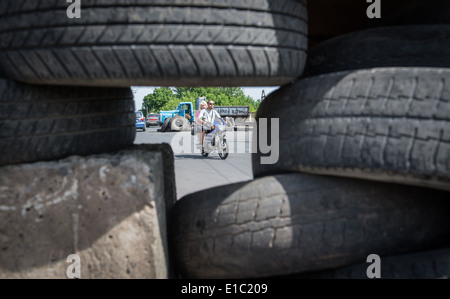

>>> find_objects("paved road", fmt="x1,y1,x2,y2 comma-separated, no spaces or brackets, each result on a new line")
134,126,254,200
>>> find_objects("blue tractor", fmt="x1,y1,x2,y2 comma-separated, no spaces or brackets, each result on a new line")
157,102,195,132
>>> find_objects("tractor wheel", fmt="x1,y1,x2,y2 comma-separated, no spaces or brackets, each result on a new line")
171,116,188,131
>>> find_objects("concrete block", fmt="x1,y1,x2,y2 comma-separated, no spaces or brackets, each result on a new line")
0,144,173,278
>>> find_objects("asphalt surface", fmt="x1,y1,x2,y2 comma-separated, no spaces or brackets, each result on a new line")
134,126,254,200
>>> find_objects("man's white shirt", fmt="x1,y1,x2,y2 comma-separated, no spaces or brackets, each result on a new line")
198,108,221,124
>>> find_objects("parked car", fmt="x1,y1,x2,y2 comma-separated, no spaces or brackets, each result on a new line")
146,113,160,127
135,111,146,131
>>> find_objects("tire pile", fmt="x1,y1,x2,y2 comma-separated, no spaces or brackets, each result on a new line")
0,1,449,279
170,1,450,279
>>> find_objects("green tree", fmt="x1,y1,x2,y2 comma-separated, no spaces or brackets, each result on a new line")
142,87,175,114
160,97,182,111
141,87,261,113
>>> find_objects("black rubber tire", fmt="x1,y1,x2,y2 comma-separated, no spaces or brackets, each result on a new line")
0,77,135,166
291,247,450,279
157,118,171,132
252,68,450,192
304,25,450,77
0,0,307,87
170,116,188,132
170,173,450,279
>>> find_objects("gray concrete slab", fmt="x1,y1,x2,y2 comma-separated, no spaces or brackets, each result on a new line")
0,145,171,278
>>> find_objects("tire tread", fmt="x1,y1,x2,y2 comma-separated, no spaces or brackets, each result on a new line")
0,78,136,166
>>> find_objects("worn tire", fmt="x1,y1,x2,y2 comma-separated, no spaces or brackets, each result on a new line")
252,68,450,191
0,0,307,87
0,78,135,166
157,118,170,132
304,25,450,77
171,173,450,279
170,116,188,132
292,247,450,279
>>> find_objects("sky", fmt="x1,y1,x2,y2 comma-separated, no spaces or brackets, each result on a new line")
131,86,280,111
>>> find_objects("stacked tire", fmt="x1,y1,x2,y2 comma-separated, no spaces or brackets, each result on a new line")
171,173,450,279
170,8,450,279
0,0,307,87
0,78,136,166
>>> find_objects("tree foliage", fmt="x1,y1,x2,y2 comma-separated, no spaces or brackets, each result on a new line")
142,87,175,113
141,87,261,115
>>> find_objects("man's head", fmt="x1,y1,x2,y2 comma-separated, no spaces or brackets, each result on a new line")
207,100,214,110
